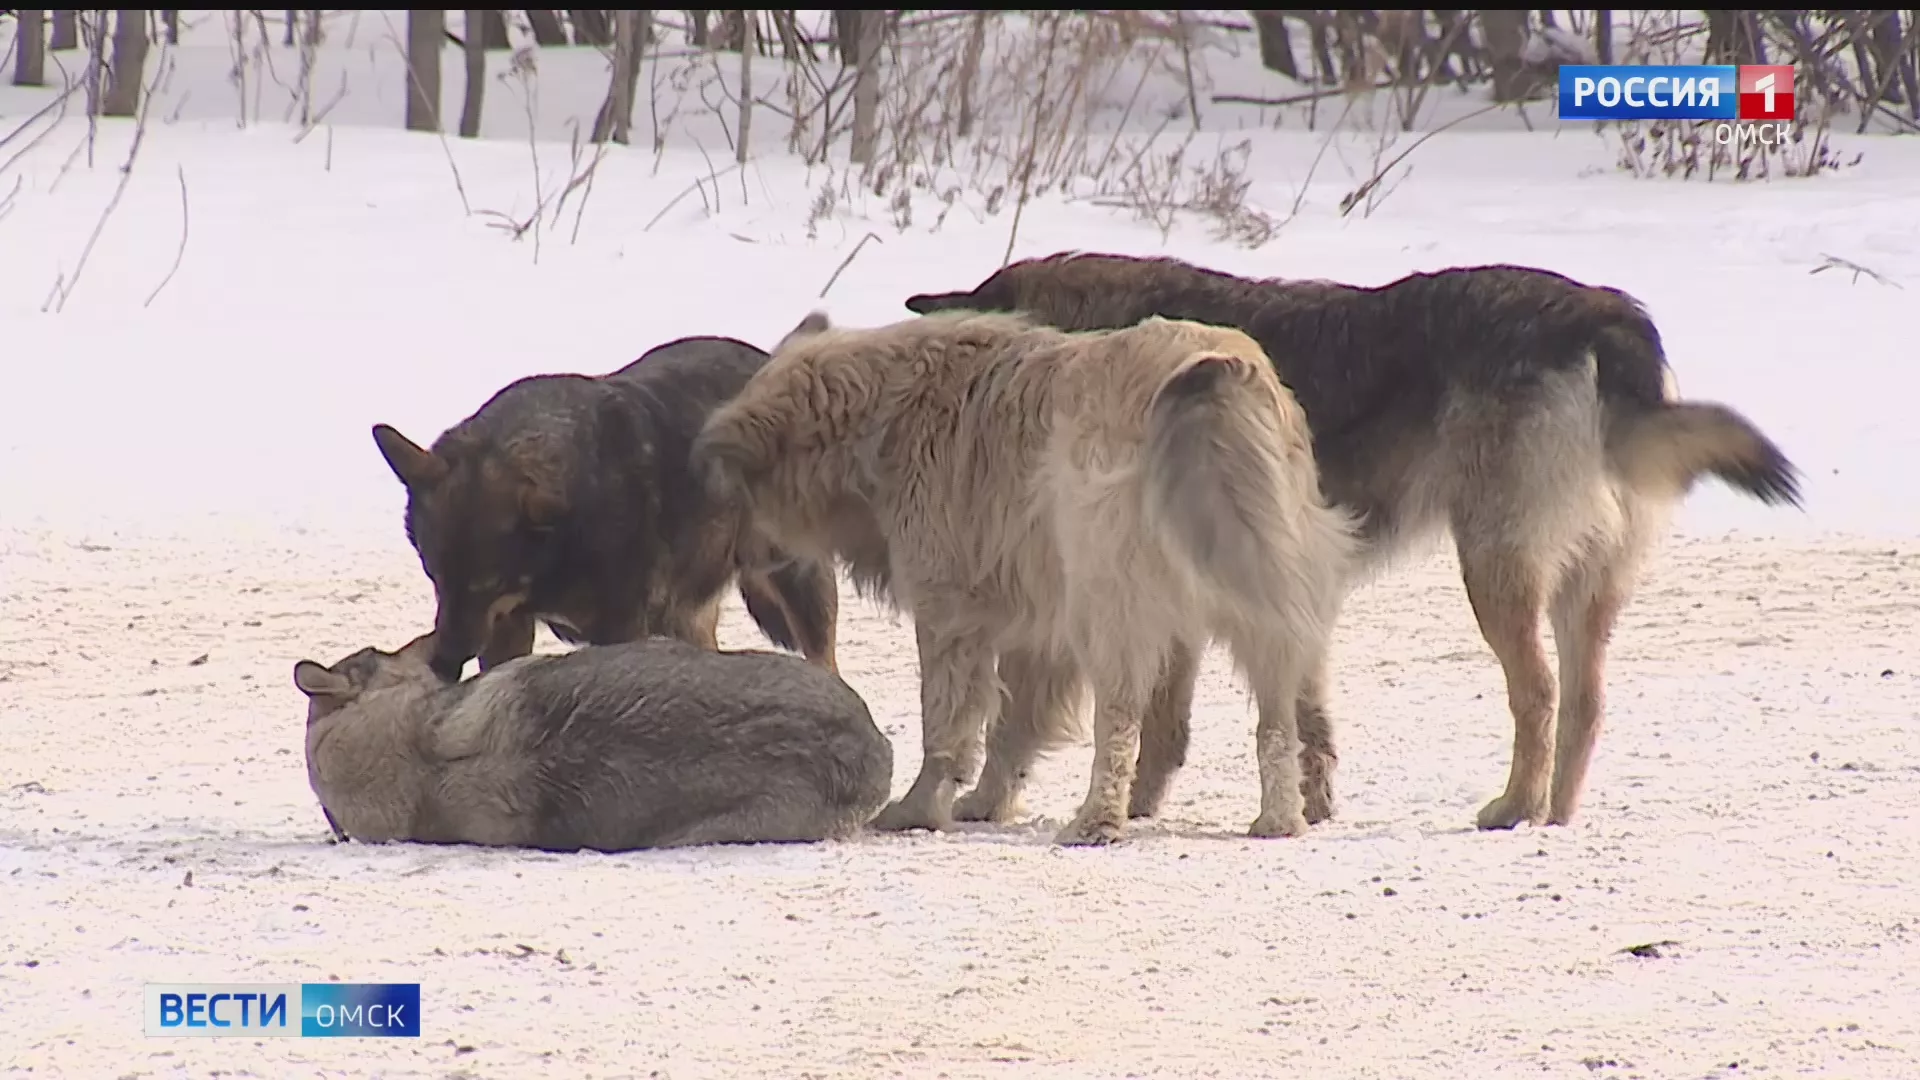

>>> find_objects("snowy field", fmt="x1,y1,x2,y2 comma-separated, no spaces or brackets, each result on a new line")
3,11,1918,1079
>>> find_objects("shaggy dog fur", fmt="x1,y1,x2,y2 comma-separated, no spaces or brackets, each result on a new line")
690,309,1356,845
294,632,892,851
904,251,1803,831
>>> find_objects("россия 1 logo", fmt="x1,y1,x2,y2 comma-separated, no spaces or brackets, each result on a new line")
1557,64,1795,147
1557,64,1795,121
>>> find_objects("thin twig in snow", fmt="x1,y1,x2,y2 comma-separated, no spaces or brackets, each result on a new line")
143,166,191,308
379,12,473,216
1810,253,1903,288
46,43,173,313
1339,101,1507,218
642,163,744,231
819,232,883,298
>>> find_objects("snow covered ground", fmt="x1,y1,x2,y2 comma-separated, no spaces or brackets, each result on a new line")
2,11,1917,1079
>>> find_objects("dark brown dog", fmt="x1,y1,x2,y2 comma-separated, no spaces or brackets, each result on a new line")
372,335,840,681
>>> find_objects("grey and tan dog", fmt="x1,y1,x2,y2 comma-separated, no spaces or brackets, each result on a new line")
293,633,892,851
905,251,1803,832
692,309,1355,845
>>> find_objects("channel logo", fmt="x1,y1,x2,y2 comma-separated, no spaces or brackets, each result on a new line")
1558,64,1795,122
144,983,421,1038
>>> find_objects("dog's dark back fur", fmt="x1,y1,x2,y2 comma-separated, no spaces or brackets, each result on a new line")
295,634,893,851
905,252,1800,531
373,336,839,679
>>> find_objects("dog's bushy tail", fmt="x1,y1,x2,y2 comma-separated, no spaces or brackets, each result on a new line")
1609,402,1803,506
1592,310,1803,508
1143,352,1356,637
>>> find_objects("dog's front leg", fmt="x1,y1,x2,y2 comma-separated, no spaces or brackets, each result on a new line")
870,620,999,834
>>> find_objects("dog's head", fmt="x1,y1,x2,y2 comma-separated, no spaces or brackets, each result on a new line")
372,423,568,680
292,631,445,726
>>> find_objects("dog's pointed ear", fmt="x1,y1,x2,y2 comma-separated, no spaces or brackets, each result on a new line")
774,310,831,353
293,660,352,699
392,631,441,669
372,424,449,490
905,291,968,315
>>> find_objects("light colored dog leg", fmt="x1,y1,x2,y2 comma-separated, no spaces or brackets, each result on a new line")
1296,655,1338,825
872,621,998,834
1056,676,1147,846
1129,641,1197,819
1460,552,1557,831
1240,629,1311,839
955,650,1079,824
1546,540,1643,826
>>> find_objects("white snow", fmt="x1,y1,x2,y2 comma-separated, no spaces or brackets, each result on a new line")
2,11,1917,1079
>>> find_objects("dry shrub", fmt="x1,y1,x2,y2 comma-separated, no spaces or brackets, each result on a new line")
778,11,1279,247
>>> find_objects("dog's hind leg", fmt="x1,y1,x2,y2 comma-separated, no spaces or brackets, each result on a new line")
1129,641,1198,819
955,648,1084,823
1226,621,1314,838
1458,541,1558,831
1546,511,1660,825
871,620,1000,834
1056,668,1152,846
1296,653,1339,824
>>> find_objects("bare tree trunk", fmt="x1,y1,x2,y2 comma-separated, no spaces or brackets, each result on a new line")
848,8,883,164
160,9,179,44
1479,9,1536,103
479,10,510,48
100,9,148,117
1307,15,1335,85
1704,10,1765,66
735,8,753,164
82,10,104,114
523,9,567,45
295,8,320,124
1869,10,1910,105
284,9,297,46
13,10,48,86
688,8,710,47
459,9,487,136
592,7,643,143
569,9,612,45
406,10,444,132
769,9,812,60
51,9,78,49
954,9,987,137
1594,8,1611,64
831,9,862,64
1249,11,1300,79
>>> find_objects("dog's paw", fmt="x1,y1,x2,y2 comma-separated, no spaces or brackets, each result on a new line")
953,786,1024,824
1248,811,1308,839
1301,778,1336,826
1054,814,1126,847
1475,791,1548,831
870,796,953,835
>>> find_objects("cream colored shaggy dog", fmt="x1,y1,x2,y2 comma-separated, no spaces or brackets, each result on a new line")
692,309,1357,845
